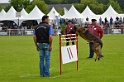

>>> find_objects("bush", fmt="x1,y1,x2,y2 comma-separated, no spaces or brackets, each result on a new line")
60,23,66,34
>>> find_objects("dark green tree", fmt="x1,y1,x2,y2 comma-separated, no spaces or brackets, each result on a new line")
74,4,85,13
5,0,31,12
107,0,122,13
62,0,80,4
44,0,80,4
0,5,2,11
26,0,48,14
56,8,64,15
77,0,106,14
116,0,124,11
97,0,109,4
97,0,124,12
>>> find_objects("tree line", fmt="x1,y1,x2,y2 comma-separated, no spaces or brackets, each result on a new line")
0,0,123,15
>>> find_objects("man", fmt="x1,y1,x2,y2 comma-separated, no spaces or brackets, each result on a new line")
105,17,108,23
85,17,90,25
99,17,102,25
65,20,75,46
33,15,54,77
87,19,104,58
110,17,113,25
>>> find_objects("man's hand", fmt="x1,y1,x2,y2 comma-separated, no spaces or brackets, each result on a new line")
49,45,52,51
33,35,39,51
49,35,53,51
36,45,39,51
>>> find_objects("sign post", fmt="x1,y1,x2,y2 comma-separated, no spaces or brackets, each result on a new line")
59,34,78,75
16,12,21,28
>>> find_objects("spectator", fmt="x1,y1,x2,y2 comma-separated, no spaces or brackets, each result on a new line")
0,26,2,31
105,17,108,23
110,17,113,27
116,17,119,22
123,17,124,23
72,18,77,24
65,19,69,25
99,17,102,25
85,17,90,25
101,21,106,29
33,15,54,77
65,20,75,46
119,17,122,24
87,19,104,58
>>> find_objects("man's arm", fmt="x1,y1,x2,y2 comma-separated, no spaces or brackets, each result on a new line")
33,31,39,51
99,26,104,39
49,27,54,51
49,35,53,51
33,35,37,46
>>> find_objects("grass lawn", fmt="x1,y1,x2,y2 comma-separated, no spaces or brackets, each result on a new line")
0,35,124,82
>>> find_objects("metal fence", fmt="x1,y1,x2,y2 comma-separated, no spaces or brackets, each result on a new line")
0,28,124,36
0,29,34,36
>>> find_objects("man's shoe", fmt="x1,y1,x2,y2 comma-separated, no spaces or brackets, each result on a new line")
40,75,44,77
45,75,50,77
87,57,93,58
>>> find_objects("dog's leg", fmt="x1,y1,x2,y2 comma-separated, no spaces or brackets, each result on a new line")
92,43,100,61
98,45,102,59
94,49,100,61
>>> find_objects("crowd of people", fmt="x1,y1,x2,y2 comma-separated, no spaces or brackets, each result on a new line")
0,16,124,35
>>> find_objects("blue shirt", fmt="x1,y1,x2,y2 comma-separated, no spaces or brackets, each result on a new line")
34,27,54,35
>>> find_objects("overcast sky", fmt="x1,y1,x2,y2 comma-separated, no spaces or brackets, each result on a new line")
0,0,33,3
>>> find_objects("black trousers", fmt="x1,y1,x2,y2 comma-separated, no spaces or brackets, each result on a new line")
66,38,75,46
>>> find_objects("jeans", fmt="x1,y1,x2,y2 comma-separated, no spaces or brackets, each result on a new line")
89,42,94,58
38,43,50,76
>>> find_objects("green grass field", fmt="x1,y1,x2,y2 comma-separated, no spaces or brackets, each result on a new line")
0,35,124,82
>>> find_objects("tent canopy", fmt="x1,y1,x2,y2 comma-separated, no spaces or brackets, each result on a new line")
63,5,83,19
102,5,118,17
21,8,28,17
101,5,119,22
0,9,6,17
21,5,45,20
19,6,45,25
81,6,96,16
0,6,17,21
48,7,61,19
64,7,68,15
81,6,98,22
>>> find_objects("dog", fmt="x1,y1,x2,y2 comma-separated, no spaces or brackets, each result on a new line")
70,25,103,61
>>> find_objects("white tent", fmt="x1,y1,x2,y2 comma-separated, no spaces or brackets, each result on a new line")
0,6,17,21
19,5,45,24
63,5,83,19
0,6,19,25
81,6,96,16
26,5,45,20
21,8,28,17
81,6,98,22
64,7,68,15
102,5,119,21
0,9,6,18
16,8,29,25
102,5,118,16
47,7,60,19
